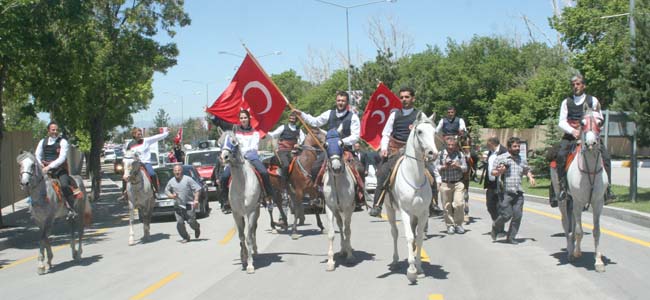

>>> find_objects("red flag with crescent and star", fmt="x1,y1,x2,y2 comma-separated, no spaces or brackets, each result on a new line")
360,83,402,150
206,53,287,134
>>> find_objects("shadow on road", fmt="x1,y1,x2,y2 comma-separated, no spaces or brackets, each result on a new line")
550,251,616,271
376,260,449,281
49,254,104,274
232,251,312,271
317,249,376,269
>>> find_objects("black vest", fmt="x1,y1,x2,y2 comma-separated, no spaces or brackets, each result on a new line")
279,124,299,142
442,117,461,136
391,109,420,142
127,139,143,150
42,137,62,162
566,95,594,121
327,109,352,138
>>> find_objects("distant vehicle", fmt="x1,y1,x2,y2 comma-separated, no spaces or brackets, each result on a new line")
184,148,221,201
152,165,210,218
114,157,124,174
104,149,116,164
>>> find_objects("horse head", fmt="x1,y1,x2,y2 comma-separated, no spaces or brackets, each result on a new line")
220,132,241,165
581,109,602,151
411,112,438,161
122,150,141,183
324,129,344,174
16,151,42,190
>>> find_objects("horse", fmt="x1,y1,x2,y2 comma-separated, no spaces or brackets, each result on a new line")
17,151,91,275
221,132,262,274
556,109,608,272
384,112,438,283
322,129,357,271
122,151,155,246
285,128,325,239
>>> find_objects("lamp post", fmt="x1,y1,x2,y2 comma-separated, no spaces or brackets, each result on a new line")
315,0,396,95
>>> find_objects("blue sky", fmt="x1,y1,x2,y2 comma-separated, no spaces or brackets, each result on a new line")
131,0,567,128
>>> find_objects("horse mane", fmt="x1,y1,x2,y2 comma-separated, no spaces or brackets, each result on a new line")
17,151,36,164
218,130,235,147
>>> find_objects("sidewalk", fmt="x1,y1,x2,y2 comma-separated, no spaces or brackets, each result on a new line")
469,187,650,228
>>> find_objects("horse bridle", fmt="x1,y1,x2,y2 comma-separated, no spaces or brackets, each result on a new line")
19,158,44,188
404,122,430,162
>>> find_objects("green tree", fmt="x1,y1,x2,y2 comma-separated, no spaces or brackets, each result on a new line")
153,108,171,128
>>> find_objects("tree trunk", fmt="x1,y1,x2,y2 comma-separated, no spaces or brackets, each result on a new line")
0,62,8,227
89,116,105,201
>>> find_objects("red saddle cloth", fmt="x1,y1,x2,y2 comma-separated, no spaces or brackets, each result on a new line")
267,164,280,176
227,167,268,195
548,144,582,172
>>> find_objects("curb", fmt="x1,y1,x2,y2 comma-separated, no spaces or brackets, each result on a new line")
612,160,650,168
468,187,650,228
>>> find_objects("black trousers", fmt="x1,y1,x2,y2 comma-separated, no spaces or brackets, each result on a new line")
493,191,524,241
485,187,499,221
277,150,292,185
557,135,611,181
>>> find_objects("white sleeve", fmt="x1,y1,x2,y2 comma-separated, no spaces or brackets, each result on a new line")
487,154,497,182
298,130,306,144
267,126,284,139
301,110,330,127
591,96,604,122
435,119,444,134
34,139,44,166
558,99,574,134
380,111,397,152
459,118,467,131
342,113,361,146
48,138,69,169
144,131,170,148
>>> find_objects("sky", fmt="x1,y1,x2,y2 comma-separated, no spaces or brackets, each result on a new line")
129,0,569,129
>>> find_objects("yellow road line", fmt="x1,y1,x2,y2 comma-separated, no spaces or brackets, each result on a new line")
428,294,444,300
420,247,430,263
130,272,181,300
0,228,108,270
219,227,236,245
469,196,650,248
380,214,401,224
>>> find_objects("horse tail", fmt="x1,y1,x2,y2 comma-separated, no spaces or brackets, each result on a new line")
83,196,92,226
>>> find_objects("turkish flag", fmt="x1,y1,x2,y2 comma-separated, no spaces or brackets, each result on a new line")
206,53,287,134
174,128,183,145
360,83,402,150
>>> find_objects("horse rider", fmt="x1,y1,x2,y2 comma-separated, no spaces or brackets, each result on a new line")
483,136,508,233
164,164,201,243
434,136,468,234
436,105,466,137
292,91,366,202
554,74,615,207
491,137,536,244
369,87,438,217
266,111,305,194
35,121,82,219
126,127,170,192
211,109,281,207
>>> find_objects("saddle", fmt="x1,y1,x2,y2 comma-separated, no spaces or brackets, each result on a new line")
49,179,65,205
548,144,583,172
314,151,366,203
226,167,269,196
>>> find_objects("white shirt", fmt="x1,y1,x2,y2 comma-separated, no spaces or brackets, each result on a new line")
267,123,306,144
235,130,261,158
436,118,466,134
558,94,604,135
487,149,499,182
380,108,415,152
128,131,169,163
35,136,69,169
300,109,360,146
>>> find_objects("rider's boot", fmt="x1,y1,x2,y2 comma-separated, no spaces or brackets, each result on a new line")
558,175,568,202
604,167,617,204
549,185,558,208
65,194,78,220
369,189,383,217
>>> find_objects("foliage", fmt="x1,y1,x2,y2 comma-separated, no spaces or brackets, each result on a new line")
270,69,312,123
154,108,171,128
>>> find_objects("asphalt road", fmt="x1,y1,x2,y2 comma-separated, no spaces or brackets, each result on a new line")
1,165,649,300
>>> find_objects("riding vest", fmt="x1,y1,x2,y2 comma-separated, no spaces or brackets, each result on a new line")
327,109,352,139
566,95,594,123
278,124,299,150
41,137,62,164
391,109,420,142
442,117,461,136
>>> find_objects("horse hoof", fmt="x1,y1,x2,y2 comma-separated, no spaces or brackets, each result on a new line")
595,264,605,273
326,263,335,272
346,256,356,264
246,266,255,274
568,254,575,262
291,234,301,240
406,270,418,283
417,272,426,279
574,251,582,259
37,267,46,275
271,229,278,234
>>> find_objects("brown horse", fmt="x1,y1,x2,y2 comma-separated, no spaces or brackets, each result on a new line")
458,131,479,222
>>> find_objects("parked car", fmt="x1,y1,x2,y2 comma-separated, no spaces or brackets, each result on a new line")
103,149,116,164
185,148,221,201
152,165,210,218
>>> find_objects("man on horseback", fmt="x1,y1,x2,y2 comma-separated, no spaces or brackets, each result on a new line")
266,111,305,195
436,105,466,137
293,91,366,203
368,87,437,217
212,110,281,207
126,127,170,192
35,121,82,219
554,75,615,207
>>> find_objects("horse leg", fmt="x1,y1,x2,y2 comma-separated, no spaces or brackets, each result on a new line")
37,228,47,275
233,213,247,270
335,212,345,257
245,211,256,274
290,190,303,240
343,209,355,263
325,206,336,271
45,229,54,271
387,202,399,269
559,199,574,261
463,186,470,223
251,207,260,255
573,209,584,259
400,210,417,283
69,217,80,261
142,202,152,242
593,202,605,272
415,216,427,278
315,199,325,233
128,200,136,246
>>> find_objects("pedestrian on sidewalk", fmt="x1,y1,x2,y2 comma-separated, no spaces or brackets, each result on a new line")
165,164,201,243
491,137,536,244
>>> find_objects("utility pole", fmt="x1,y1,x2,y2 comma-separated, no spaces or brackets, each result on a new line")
629,0,638,202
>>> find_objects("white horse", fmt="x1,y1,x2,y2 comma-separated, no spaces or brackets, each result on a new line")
221,132,261,274
561,109,607,272
322,130,357,271
384,112,438,283
17,151,92,275
122,152,155,246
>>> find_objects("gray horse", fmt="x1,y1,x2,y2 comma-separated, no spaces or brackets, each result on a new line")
17,151,91,275
122,152,156,246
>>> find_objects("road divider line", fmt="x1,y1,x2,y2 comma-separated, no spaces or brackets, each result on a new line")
469,196,650,248
420,247,430,263
130,272,181,300
220,227,236,245
428,294,444,300
0,228,108,271
380,214,401,224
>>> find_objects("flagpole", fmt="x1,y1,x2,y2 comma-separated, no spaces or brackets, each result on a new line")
242,45,326,152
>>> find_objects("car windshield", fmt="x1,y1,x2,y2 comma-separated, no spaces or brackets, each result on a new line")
186,151,219,166
156,167,194,192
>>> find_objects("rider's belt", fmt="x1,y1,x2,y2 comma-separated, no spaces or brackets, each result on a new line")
278,140,297,150
441,179,461,184
562,133,577,141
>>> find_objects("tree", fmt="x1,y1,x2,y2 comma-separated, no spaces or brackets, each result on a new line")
153,108,171,128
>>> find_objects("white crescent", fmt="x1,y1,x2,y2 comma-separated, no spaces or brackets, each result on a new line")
243,81,273,114
371,110,386,125
377,94,390,108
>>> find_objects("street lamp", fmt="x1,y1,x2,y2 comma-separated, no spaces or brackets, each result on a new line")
164,91,184,126
315,0,396,95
